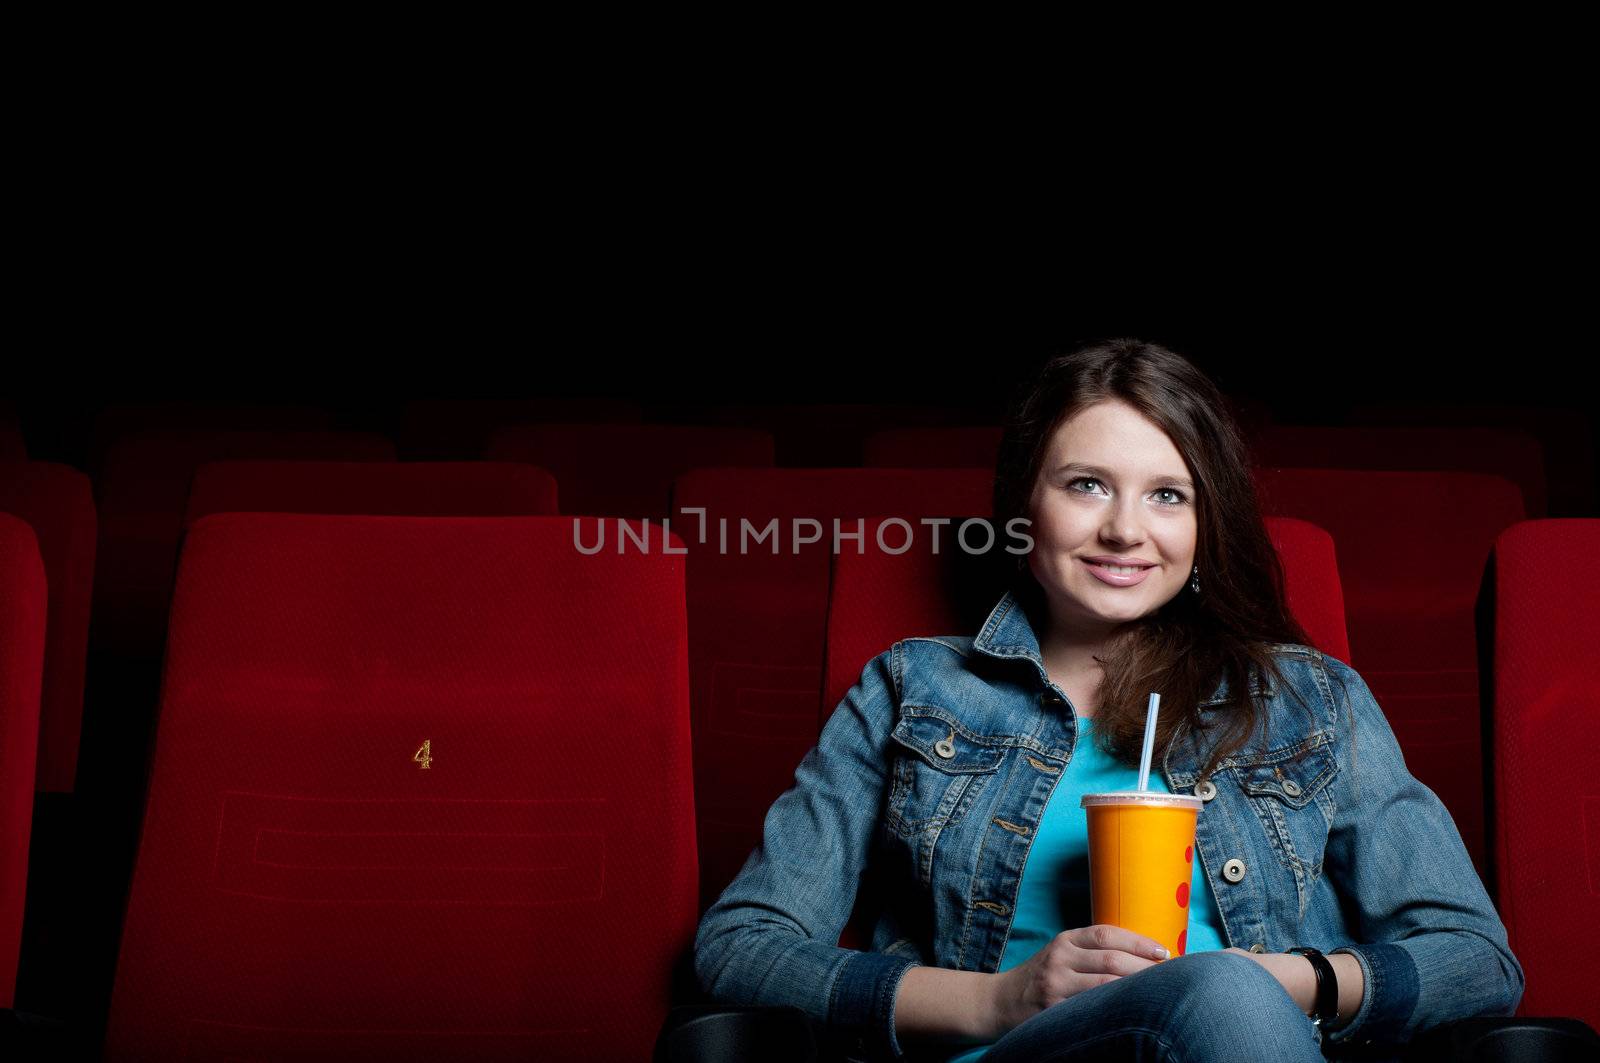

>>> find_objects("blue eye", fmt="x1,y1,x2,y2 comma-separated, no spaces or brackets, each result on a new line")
1067,478,1189,507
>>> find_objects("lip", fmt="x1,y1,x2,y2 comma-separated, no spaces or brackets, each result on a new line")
1081,558,1155,587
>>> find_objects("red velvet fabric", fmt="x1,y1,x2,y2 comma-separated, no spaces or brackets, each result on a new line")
1255,468,1527,879
1489,519,1600,1031
673,468,994,911
184,461,559,527
0,462,96,792
485,424,773,520
104,514,695,1061
92,431,395,659
0,514,46,1006
862,426,1003,469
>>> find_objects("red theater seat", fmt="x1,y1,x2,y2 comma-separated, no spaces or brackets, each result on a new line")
0,515,46,1007
92,431,396,660
104,514,696,1061
0,463,96,793
863,426,1002,469
1349,401,1597,519
1249,424,1549,519
485,425,773,520
1487,519,1600,1032
184,461,559,526
86,404,337,476
1255,468,1526,879
673,468,994,911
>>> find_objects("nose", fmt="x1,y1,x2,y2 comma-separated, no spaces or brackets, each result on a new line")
1101,492,1147,548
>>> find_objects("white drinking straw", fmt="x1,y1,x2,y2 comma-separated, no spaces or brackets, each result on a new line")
1136,692,1161,791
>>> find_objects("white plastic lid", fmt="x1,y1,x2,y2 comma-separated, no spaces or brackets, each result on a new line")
1080,791,1204,810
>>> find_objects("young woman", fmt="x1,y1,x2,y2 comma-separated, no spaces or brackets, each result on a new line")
693,339,1523,1062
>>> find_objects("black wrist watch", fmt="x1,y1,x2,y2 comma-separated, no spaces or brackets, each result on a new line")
1286,946,1340,1029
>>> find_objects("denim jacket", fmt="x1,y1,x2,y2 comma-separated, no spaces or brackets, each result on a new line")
693,590,1525,1061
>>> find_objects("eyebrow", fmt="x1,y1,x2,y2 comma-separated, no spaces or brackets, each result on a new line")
1052,462,1195,491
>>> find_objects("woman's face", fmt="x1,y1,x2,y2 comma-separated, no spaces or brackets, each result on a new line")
1025,398,1200,640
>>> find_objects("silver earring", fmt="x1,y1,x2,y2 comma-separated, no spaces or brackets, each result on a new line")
1189,564,1201,594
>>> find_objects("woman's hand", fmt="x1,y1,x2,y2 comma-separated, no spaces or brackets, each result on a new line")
983,925,1169,1040
1221,947,1316,1015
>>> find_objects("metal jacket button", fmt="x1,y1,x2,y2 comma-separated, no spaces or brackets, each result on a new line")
1249,943,1266,953
1195,780,1217,801
1282,779,1302,797
934,729,956,759
1223,858,1246,882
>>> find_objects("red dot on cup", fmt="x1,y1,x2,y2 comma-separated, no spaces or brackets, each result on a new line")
1175,881,1190,908
1185,845,1192,862
1177,929,1187,956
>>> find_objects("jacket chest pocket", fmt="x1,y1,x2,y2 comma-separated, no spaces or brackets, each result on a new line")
1227,730,1339,883
884,707,1006,838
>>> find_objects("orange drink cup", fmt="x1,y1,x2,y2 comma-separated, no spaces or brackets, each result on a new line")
1080,791,1203,960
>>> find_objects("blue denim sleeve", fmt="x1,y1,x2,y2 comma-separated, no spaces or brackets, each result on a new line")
1317,657,1526,1053
693,645,924,1062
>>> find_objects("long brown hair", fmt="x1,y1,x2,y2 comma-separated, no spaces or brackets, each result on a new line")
993,337,1318,784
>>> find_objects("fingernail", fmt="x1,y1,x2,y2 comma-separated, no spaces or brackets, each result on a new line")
1153,946,1169,960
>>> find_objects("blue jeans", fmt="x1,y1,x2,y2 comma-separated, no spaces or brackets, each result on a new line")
976,951,1343,1063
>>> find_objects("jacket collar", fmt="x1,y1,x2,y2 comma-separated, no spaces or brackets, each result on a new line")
971,589,1274,706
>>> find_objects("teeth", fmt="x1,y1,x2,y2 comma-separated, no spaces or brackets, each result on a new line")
1092,562,1144,574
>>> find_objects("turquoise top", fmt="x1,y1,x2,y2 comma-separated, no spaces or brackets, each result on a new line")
943,716,1228,1062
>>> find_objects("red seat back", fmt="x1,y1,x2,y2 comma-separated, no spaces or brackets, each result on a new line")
105,514,696,1061
1250,424,1548,518
1488,518,1600,1030
486,424,773,519
184,461,559,526
0,462,96,792
93,431,396,659
674,468,994,911
1255,468,1526,879
0,514,46,1006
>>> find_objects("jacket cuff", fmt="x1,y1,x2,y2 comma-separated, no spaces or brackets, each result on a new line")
1323,943,1420,1050
826,950,922,1061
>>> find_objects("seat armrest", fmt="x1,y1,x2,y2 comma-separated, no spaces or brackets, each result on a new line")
1395,1016,1600,1062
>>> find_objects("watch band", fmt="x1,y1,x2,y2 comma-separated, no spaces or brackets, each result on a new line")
1286,946,1340,1028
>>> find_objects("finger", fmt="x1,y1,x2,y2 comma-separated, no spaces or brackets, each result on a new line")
1069,926,1169,961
